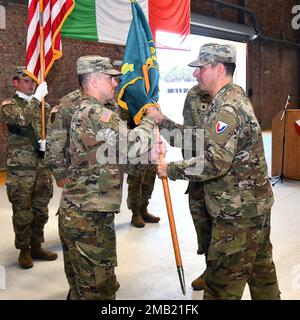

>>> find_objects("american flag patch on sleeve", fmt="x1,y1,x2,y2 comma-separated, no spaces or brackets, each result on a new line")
99,109,113,123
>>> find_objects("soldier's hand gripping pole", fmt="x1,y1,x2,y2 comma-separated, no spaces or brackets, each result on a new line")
156,127,186,296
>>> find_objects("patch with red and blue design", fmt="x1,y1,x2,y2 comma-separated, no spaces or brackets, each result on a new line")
215,121,228,134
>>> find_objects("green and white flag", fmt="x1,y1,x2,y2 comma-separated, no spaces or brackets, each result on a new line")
62,0,148,45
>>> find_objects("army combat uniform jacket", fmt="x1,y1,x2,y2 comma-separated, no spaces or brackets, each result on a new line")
0,93,53,249
1,94,51,169
46,89,83,180
61,95,156,213
46,90,120,182
161,82,274,220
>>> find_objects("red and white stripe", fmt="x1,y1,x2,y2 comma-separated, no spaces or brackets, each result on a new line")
26,0,74,83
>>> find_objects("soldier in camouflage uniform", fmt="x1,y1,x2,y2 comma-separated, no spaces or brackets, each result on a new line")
126,167,159,227
46,89,121,299
0,67,57,269
58,55,156,299
156,44,280,300
46,89,83,188
46,89,83,299
118,107,160,228
182,86,212,290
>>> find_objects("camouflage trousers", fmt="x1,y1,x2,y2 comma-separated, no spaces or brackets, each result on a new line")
127,164,156,212
6,167,53,249
58,208,119,300
188,182,212,256
204,211,280,300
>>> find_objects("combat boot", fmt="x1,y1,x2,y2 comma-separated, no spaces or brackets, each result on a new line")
31,245,58,261
131,212,145,228
191,273,206,291
18,248,33,269
141,210,160,223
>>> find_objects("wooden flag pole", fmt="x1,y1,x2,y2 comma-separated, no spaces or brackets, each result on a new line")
39,0,46,141
155,128,186,296
143,63,186,295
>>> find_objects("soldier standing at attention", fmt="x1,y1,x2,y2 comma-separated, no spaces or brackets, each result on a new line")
0,67,58,269
156,44,280,300
118,107,160,228
59,55,157,300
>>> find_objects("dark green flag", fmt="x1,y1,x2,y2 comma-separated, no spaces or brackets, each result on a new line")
118,0,159,125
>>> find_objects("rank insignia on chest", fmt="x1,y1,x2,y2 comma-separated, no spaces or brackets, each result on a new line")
216,121,228,134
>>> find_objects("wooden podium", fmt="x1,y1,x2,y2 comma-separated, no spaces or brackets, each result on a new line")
272,109,300,180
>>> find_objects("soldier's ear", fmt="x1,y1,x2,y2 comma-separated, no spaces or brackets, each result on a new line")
89,74,100,89
218,63,225,76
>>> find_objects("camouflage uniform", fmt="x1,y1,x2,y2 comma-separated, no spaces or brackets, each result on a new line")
160,44,280,300
182,86,212,256
46,89,83,299
0,94,53,250
59,56,156,300
46,89,83,182
46,90,118,181
118,107,158,227
126,166,156,215
46,89,120,299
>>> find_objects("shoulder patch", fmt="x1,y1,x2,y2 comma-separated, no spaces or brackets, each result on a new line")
99,109,113,123
1,99,12,106
208,110,237,146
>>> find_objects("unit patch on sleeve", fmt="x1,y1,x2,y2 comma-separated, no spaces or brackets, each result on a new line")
208,109,237,146
215,120,228,134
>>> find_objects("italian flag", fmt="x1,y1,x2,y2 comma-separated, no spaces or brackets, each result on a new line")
62,0,190,48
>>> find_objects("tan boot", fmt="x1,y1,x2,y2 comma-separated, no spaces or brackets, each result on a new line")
131,213,145,228
31,246,58,261
142,211,160,223
191,273,206,291
18,248,33,269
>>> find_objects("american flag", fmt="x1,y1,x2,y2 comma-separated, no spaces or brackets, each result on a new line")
26,0,74,83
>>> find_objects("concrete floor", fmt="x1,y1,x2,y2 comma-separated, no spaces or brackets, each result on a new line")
1,132,300,300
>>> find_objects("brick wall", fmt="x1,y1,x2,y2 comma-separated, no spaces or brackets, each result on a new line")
0,0,299,168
